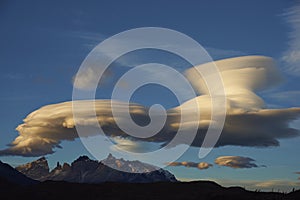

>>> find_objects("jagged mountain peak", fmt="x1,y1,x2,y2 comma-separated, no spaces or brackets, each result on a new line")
37,156,47,161
101,154,159,173
15,157,49,181
62,163,71,170
101,153,124,162
16,155,178,183
73,155,92,163
17,156,48,168
107,153,114,159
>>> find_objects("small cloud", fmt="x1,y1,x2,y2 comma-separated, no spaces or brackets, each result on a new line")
167,161,212,170
72,67,113,90
67,31,106,49
110,137,162,153
295,172,300,180
3,73,25,80
215,156,262,169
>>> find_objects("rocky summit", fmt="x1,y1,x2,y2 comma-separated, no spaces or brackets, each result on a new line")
16,157,49,180
15,154,177,183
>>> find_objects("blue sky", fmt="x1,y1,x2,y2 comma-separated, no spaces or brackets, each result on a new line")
1,0,300,191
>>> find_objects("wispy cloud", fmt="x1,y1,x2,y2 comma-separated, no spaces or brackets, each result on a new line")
281,3,300,75
205,47,246,60
67,31,106,49
266,90,300,106
71,30,246,57
2,73,25,80
71,30,247,92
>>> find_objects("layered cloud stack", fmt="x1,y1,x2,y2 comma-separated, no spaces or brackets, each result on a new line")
0,56,300,156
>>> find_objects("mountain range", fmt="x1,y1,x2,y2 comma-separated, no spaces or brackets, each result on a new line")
0,156,300,199
15,154,177,183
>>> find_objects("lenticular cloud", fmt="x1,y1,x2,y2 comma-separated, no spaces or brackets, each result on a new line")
215,156,259,169
1,56,300,157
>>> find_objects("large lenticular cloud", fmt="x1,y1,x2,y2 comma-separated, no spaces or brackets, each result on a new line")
169,56,300,147
1,56,300,157
184,55,282,111
0,100,152,156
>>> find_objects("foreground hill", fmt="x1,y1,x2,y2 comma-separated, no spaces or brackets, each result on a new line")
0,156,297,199
1,179,299,200
1,159,300,200
0,160,37,185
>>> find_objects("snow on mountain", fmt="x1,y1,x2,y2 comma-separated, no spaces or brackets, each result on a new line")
16,154,177,183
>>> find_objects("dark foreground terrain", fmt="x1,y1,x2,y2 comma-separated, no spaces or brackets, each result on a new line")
1,158,299,200
1,178,299,200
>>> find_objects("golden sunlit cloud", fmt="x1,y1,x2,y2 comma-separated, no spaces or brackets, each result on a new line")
214,156,261,169
167,161,212,170
1,56,300,157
